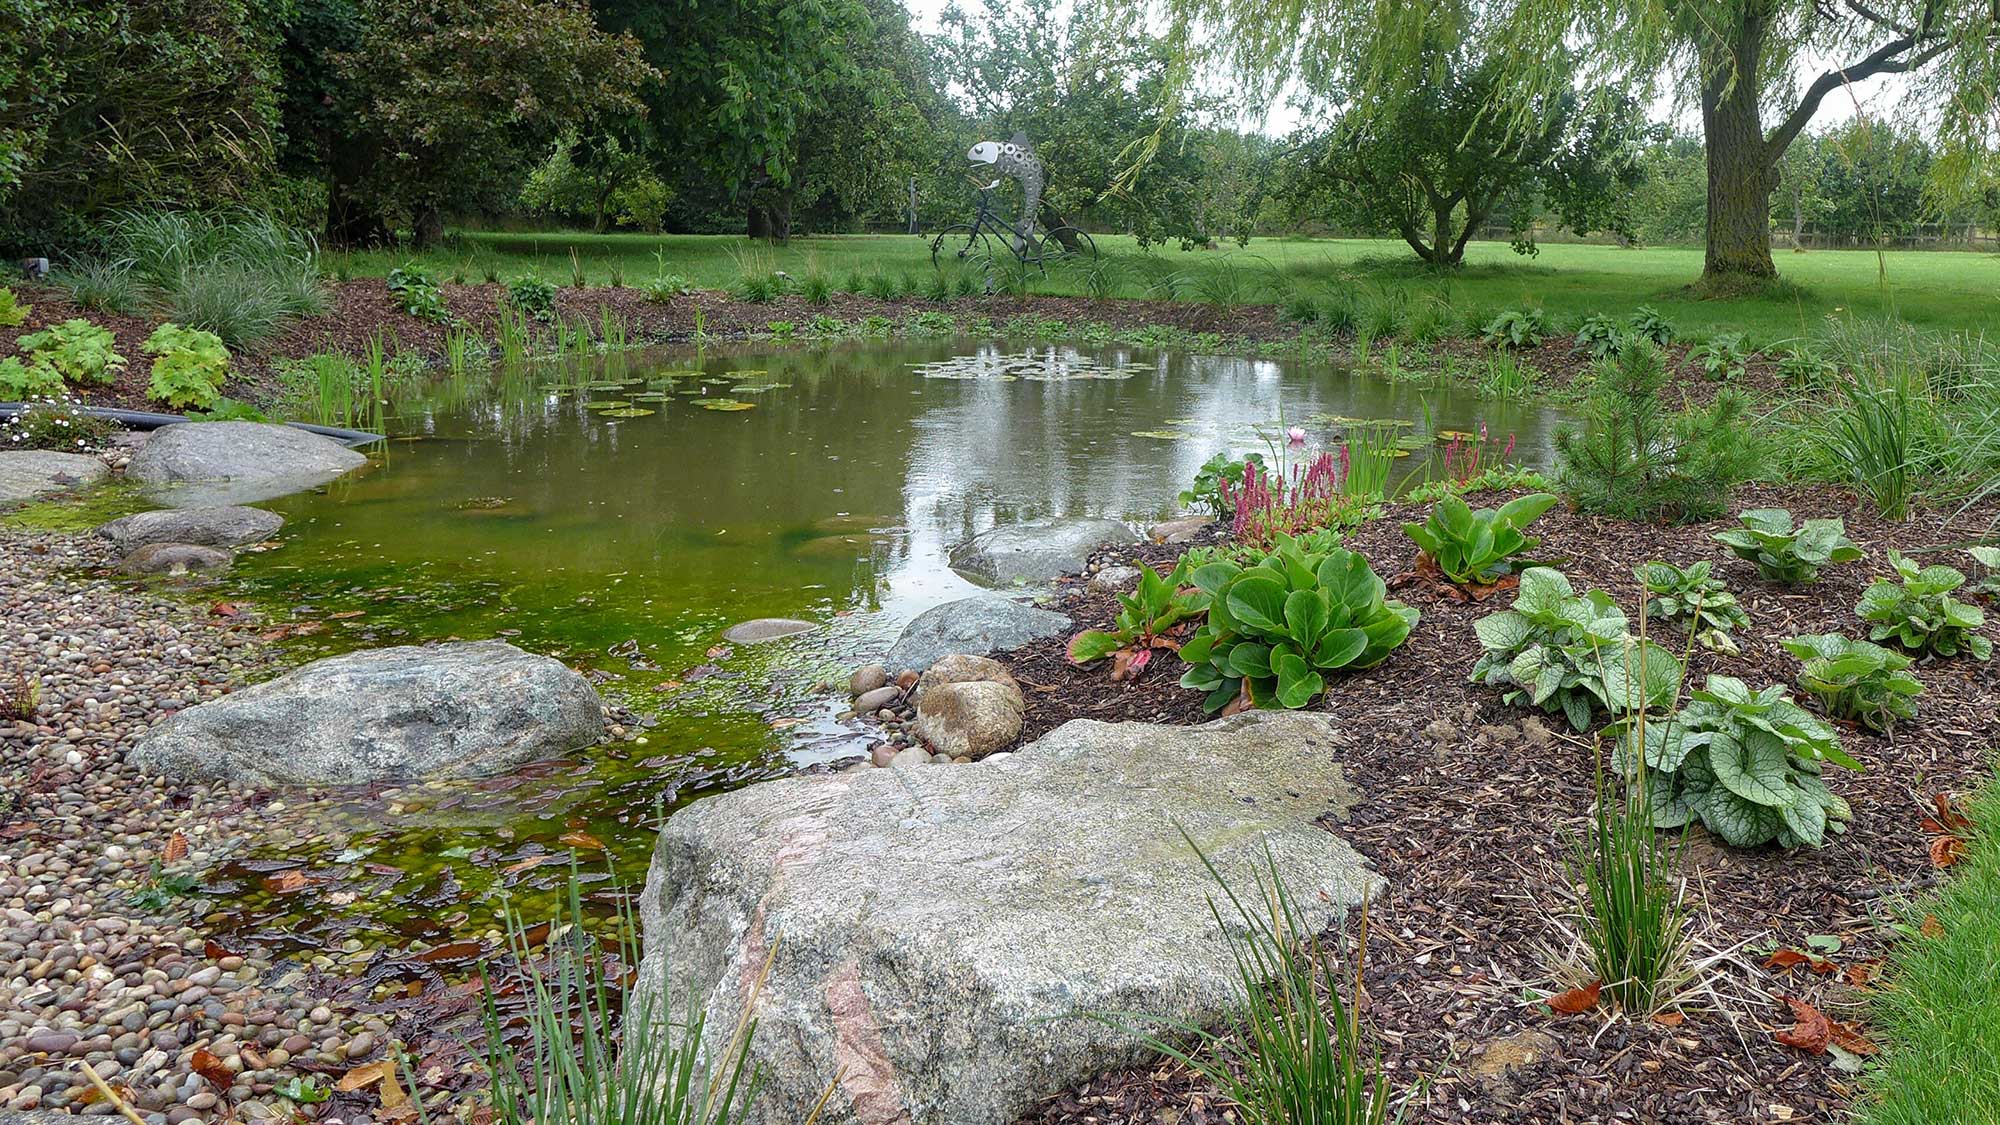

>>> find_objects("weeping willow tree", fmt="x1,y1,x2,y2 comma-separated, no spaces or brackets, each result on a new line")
1153,0,1998,285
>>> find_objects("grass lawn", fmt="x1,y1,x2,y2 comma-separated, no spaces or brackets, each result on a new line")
328,231,2000,344
1856,771,2000,1125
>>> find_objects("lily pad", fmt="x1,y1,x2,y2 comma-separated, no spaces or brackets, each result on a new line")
596,407,657,418
584,400,633,410
698,399,755,411
731,383,790,393
630,392,673,401
1131,429,1194,440
1437,429,1480,441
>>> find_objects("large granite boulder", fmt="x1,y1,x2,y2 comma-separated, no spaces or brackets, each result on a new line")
636,711,1380,1125
129,640,602,786
947,517,1138,586
884,596,1069,675
126,421,367,506
0,451,109,505
97,505,283,551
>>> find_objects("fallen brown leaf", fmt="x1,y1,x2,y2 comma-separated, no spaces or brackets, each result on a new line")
190,1048,233,1087
1773,996,1832,1054
162,830,189,865
1765,948,1839,975
262,870,311,894
1546,980,1602,1014
558,829,604,850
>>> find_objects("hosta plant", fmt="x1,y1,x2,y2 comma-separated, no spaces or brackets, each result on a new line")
1617,676,1860,849
18,319,124,385
1178,533,1418,713
1628,306,1675,346
1482,307,1548,349
1636,560,1750,653
142,324,229,409
1069,561,1210,680
1780,633,1923,733
1855,551,1991,660
1690,333,1749,382
1469,567,1683,731
1572,313,1625,360
1712,509,1861,584
386,266,451,323
1401,492,1558,586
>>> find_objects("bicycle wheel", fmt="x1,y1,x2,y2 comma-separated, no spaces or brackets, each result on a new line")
931,224,1001,270
1041,227,1098,264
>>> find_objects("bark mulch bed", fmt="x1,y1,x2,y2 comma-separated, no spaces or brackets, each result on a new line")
4,278,1774,415
1009,483,1999,1125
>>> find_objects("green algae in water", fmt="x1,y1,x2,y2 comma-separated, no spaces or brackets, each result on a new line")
2,479,149,531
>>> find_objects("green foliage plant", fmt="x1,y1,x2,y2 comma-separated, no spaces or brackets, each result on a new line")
1573,313,1625,359
1616,675,1859,849
18,319,125,385
386,266,452,323
1469,567,1683,731
142,323,229,408
1481,307,1548,349
1178,533,1419,713
1400,492,1558,585
1780,633,1923,733
1712,508,1862,584
1068,561,1211,677
1555,341,1759,523
1820,368,1917,519
1690,332,1749,381
473,877,768,1125
0,286,28,327
0,395,115,451
1855,550,1991,660
507,275,559,321
1627,306,1675,346
1180,451,1267,517
1571,743,1689,1015
0,357,66,400
1110,838,1392,1125
1635,560,1750,653
1968,546,2000,599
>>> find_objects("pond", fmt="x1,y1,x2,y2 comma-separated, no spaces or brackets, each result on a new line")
208,337,1568,950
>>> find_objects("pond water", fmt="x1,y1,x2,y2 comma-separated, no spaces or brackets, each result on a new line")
208,338,1568,950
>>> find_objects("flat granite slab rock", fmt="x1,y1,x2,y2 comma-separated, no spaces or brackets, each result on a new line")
126,421,367,506
637,710,1381,1125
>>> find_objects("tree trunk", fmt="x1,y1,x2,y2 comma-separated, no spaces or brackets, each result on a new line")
1699,18,1778,282
747,204,772,240
413,205,444,248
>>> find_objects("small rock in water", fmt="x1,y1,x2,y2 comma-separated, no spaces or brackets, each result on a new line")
853,685,901,713
848,663,889,697
913,679,1024,761
117,542,233,577
722,618,817,644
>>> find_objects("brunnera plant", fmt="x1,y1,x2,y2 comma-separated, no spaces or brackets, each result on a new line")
1635,559,1750,654
1780,632,1924,733
1855,550,1992,661
1469,567,1682,731
1712,508,1862,585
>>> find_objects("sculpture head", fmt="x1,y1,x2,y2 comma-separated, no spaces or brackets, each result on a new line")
966,141,1002,167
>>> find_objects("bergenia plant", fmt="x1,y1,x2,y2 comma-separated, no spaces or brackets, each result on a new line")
1068,562,1210,680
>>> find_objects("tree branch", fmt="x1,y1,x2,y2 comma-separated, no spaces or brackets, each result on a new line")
1766,2,1947,161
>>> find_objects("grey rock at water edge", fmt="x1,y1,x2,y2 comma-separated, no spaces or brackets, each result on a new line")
125,421,367,506
883,596,1070,674
0,450,109,505
1148,515,1212,544
852,685,902,713
1088,565,1141,593
915,653,1017,694
117,542,233,576
912,678,1023,759
848,663,890,697
129,640,603,785
635,711,1380,1125
97,504,284,550
947,517,1138,586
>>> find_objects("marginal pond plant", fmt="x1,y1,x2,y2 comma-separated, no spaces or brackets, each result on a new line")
1615,675,1859,849
1469,568,1682,731
1219,452,1377,550
1712,508,1862,584
1635,560,1750,654
1571,742,1689,1016
1110,840,1391,1125
1855,551,1992,660
1400,492,1557,586
1068,561,1210,680
1780,633,1924,733
1180,451,1267,517
1178,533,1418,713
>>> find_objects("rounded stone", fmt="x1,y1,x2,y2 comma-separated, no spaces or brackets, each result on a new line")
117,543,233,577
721,618,817,645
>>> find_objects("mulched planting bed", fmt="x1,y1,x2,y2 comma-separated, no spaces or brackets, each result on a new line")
1011,483,2000,1124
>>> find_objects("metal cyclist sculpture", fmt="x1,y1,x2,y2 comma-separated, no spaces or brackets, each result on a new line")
931,132,1097,272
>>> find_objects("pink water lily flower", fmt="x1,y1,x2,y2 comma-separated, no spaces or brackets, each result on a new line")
1287,425,1306,447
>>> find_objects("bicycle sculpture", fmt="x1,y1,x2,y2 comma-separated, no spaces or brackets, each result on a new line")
931,132,1097,272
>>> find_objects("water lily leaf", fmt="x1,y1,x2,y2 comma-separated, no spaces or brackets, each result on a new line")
596,407,656,418
1130,430,1193,440
699,399,755,411
583,400,632,410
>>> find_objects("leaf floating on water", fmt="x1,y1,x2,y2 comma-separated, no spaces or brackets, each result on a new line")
911,350,1139,382
583,400,633,411
1130,430,1193,440
629,392,672,401
1436,429,1479,441
732,383,789,393
596,408,656,418
698,399,755,411
559,829,604,850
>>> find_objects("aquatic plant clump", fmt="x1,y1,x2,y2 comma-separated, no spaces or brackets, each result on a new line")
910,351,1141,382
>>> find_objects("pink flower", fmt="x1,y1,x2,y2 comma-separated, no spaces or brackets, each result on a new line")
1287,426,1306,448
